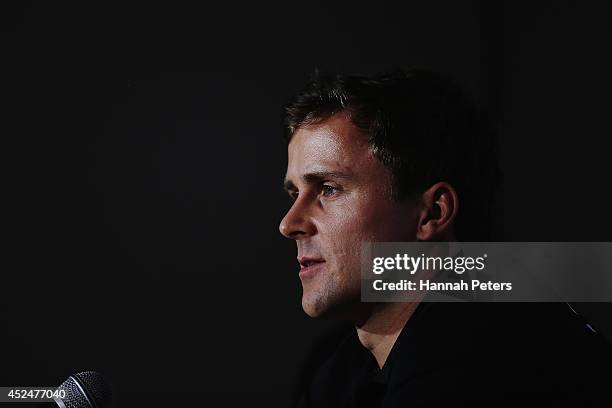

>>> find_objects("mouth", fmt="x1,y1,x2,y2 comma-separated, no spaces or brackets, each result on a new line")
298,257,326,279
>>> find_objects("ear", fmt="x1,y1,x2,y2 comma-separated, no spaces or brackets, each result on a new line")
416,182,459,241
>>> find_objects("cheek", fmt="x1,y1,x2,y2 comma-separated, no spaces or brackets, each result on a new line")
329,196,415,243
319,199,384,256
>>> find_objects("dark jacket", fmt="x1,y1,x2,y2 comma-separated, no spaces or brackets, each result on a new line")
296,302,611,407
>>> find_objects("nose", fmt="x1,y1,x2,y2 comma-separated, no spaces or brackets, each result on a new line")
279,198,317,240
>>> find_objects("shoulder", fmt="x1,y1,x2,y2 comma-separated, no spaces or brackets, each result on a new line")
385,302,611,406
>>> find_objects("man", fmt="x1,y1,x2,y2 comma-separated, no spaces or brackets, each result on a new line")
279,70,610,406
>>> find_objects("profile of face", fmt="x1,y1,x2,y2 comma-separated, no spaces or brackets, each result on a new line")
279,113,421,319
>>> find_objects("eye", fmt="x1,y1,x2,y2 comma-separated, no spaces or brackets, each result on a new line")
288,190,298,201
321,184,339,197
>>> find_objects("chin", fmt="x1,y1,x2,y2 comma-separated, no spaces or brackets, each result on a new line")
301,297,326,318
301,294,360,321
301,292,338,318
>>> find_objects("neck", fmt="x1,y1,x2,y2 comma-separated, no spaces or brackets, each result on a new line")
355,302,420,368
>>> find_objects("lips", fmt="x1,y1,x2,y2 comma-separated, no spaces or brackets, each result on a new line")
298,256,326,279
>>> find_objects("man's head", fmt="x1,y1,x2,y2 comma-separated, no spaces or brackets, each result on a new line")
279,70,499,319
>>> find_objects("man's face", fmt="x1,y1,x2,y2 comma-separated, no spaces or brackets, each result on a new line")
280,113,420,319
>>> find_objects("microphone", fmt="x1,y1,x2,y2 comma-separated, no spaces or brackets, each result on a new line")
53,371,112,408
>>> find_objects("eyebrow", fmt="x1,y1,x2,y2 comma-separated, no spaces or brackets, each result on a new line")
283,170,352,192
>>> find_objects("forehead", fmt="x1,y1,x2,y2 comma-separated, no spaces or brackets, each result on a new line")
286,114,375,177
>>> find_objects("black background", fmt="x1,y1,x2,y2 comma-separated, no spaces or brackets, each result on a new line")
2,1,612,407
